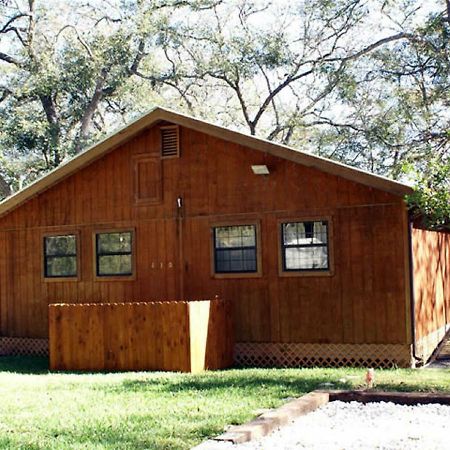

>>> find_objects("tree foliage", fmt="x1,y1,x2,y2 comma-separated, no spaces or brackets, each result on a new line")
407,161,450,228
0,0,214,188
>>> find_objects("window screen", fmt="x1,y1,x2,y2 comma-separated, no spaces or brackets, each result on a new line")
96,231,133,277
44,234,77,278
281,221,329,271
213,225,257,273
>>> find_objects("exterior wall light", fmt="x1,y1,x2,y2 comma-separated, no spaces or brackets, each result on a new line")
251,165,270,175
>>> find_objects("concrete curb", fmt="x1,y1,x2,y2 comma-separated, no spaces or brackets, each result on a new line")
191,389,450,449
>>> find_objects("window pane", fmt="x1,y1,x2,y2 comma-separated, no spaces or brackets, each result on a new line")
242,248,257,271
215,248,257,273
217,250,243,272
98,254,132,276
285,247,328,270
46,256,77,277
215,225,255,248
45,235,76,256
313,221,328,244
283,223,300,245
97,232,132,253
215,258,230,273
283,221,328,246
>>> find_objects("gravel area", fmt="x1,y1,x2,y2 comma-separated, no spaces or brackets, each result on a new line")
217,401,450,450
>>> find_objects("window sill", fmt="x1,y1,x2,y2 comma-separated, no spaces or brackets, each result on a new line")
43,276,79,283
94,275,136,282
212,272,262,279
278,270,334,278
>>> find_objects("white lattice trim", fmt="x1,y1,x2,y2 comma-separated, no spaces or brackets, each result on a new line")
235,342,413,369
0,337,48,357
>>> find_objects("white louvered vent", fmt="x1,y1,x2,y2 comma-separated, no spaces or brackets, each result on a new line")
160,125,180,158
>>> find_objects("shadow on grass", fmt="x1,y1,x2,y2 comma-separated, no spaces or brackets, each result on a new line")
112,367,355,397
0,356,49,374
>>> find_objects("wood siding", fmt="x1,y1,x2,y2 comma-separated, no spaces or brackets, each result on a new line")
0,124,410,346
412,227,450,347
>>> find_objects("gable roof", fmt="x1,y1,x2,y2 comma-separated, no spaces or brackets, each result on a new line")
0,106,412,218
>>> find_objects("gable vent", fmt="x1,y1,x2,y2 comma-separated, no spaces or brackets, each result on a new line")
160,125,180,158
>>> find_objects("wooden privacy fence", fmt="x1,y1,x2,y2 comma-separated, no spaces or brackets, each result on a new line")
48,298,233,373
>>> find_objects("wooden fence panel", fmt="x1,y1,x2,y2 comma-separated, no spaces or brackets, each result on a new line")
48,299,232,372
412,227,450,362
203,299,234,370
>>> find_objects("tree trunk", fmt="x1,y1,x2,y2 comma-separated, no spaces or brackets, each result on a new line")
74,68,108,154
40,94,61,167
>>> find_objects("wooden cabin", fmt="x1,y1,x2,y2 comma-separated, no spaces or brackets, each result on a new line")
0,107,448,368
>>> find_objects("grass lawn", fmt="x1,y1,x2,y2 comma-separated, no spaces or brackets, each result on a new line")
0,358,448,449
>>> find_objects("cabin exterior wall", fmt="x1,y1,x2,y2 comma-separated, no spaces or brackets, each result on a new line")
0,123,413,366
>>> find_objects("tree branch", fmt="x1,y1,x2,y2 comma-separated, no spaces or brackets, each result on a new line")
325,32,414,64
0,13,29,34
56,25,94,58
0,51,21,66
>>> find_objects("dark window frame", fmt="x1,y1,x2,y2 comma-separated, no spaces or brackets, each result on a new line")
210,220,262,279
95,230,134,278
213,225,258,274
43,233,79,280
278,218,334,277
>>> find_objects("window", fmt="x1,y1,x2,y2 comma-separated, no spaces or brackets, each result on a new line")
281,221,329,271
44,234,77,278
213,225,257,273
95,231,133,277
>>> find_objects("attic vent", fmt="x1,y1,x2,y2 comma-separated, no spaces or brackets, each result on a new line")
160,125,180,158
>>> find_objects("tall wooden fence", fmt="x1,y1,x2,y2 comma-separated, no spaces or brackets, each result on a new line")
412,227,450,362
48,298,233,372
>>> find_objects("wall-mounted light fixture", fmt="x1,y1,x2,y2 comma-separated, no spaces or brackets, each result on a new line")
251,165,270,175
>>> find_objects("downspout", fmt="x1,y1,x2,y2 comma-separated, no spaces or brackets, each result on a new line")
407,215,421,363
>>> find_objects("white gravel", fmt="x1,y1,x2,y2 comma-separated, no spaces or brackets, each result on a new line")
219,401,450,450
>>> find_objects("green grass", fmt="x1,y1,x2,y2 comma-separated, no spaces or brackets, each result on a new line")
0,358,448,449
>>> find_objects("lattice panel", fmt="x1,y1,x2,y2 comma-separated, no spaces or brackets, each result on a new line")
235,342,413,369
0,337,48,357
